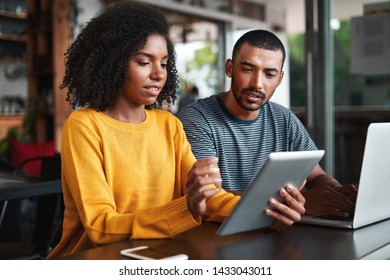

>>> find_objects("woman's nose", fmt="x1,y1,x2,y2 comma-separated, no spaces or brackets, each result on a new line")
150,65,165,81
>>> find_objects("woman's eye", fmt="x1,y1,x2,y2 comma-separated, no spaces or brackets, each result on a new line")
161,63,167,68
138,62,150,66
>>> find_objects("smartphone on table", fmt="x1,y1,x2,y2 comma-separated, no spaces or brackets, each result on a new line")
120,246,188,260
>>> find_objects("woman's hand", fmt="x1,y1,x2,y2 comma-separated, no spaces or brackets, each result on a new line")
186,157,222,218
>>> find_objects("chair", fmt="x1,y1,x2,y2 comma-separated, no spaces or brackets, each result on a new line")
0,157,16,174
0,154,63,259
14,155,62,179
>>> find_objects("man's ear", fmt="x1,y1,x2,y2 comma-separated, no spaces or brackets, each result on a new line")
277,70,284,86
225,59,233,78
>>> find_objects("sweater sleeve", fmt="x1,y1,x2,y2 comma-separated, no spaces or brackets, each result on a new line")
61,117,200,245
204,188,240,223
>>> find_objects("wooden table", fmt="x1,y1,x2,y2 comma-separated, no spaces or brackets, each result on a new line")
58,218,390,260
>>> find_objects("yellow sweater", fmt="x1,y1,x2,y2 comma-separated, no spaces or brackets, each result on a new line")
47,108,239,259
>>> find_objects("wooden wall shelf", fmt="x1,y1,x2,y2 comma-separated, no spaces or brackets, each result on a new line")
0,34,27,42
0,10,27,20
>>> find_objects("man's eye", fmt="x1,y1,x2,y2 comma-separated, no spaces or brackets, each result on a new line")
242,68,252,72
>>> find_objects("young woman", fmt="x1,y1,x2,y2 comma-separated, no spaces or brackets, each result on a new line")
47,2,304,259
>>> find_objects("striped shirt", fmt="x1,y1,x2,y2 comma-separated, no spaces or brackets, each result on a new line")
178,94,317,192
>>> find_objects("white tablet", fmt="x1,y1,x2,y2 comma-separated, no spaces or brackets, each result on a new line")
216,150,325,236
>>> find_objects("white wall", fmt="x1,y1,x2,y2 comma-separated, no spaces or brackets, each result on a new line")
73,0,103,39
0,61,27,114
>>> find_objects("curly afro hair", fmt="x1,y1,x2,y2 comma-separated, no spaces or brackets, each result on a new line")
60,1,179,111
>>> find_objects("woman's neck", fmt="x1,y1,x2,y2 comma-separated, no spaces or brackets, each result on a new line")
104,104,146,124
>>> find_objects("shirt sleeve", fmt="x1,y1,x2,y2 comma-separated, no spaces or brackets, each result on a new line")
288,112,318,151
178,106,217,160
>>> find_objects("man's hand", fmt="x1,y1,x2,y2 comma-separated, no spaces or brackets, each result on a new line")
186,157,222,218
265,183,306,226
302,184,358,217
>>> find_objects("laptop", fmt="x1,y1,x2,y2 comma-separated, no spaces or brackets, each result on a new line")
300,122,390,229
216,150,325,236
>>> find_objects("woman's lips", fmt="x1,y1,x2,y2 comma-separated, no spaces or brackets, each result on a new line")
145,86,161,97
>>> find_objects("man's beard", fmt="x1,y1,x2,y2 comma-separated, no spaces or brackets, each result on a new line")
232,87,267,112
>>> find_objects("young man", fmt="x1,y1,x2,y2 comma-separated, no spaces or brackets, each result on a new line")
179,29,357,218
